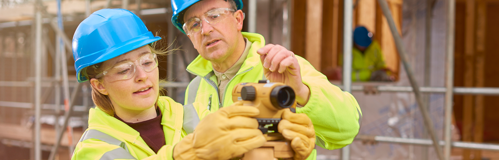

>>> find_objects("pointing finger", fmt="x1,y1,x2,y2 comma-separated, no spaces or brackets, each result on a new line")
257,44,275,55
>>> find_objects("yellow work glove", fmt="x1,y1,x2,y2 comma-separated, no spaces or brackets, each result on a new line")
278,109,316,160
174,103,266,160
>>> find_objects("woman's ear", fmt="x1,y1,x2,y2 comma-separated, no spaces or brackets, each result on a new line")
234,10,244,31
90,78,108,95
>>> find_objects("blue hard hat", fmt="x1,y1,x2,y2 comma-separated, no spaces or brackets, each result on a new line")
353,26,373,48
171,0,243,34
72,8,161,83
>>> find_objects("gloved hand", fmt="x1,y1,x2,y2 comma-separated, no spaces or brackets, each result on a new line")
174,102,266,160
278,109,316,160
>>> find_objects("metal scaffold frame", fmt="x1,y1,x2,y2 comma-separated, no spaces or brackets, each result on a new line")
339,0,492,160
1,0,498,159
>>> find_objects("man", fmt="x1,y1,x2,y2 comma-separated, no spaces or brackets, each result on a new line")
171,0,362,159
350,26,394,82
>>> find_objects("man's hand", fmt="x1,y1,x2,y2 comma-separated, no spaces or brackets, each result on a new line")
257,44,310,105
278,109,316,160
174,102,266,160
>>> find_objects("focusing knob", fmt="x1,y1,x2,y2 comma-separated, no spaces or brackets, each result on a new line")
241,86,256,101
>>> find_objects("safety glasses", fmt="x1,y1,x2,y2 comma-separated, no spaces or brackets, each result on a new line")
183,8,236,35
95,53,158,82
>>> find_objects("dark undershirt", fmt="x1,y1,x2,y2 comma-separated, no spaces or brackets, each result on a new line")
115,108,166,153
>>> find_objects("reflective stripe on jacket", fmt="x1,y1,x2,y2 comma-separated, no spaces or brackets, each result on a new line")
183,32,362,156
72,96,186,160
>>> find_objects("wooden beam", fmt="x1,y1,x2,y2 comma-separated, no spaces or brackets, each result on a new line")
463,0,476,159
305,0,323,70
0,123,83,147
458,0,499,2
290,0,306,58
379,2,402,77
331,0,340,68
473,1,486,160
375,2,383,47
387,0,403,5
357,0,376,31
321,0,334,70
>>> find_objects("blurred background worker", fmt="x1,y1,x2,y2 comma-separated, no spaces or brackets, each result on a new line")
171,0,362,159
325,26,394,82
351,26,394,82
71,8,266,160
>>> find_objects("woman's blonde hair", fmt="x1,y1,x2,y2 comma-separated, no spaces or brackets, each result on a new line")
85,43,170,115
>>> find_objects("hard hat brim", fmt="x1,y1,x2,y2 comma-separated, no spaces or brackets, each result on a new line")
75,34,161,83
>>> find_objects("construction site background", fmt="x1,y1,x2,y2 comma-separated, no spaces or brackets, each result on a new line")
1,0,499,160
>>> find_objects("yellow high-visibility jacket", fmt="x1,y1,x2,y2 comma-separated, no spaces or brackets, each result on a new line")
72,96,186,160
351,41,387,81
184,32,362,158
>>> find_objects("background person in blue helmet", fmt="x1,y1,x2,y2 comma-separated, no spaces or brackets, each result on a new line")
71,8,267,160
347,26,394,82
171,0,362,159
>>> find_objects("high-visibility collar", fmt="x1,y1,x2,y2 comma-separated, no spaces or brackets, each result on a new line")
186,32,266,77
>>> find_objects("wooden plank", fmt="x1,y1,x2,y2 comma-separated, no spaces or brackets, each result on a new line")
321,0,334,71
337,0,344,68
356,0,376,31
389,2,401,78
0,123,83,147
375,2,383,48
0,1,105,22
353,0,359,27
290,0,306,58
387,0,403,5
305,0,323,70
473,1,486,160
463,0,476,159
379,2,402,77
331,0,340,68
458,0,499,2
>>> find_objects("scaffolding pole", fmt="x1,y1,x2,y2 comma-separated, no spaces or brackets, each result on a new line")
356,135,499,151
135,0,141,17
49,20,72,56
341,0,353,159
48,83,82,160
33,0,42,159
86,0,91,16
56,0,75,156
444,0,456,159
423,0,434,158
377,0,443,159
53,37,62,160
248,0,257,33
282,0,291,49
166,7,175,99
334,85,499,95
105,0,112,8
122,0,128,9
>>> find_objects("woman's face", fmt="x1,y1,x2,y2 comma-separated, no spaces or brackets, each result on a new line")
90,46,159,114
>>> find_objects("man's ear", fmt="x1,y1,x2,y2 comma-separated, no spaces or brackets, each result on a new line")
90,78,108,95
235,10,244,31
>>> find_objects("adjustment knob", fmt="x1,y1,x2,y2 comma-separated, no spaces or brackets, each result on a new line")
241,86,256,101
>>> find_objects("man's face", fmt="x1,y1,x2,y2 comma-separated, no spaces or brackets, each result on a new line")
183,0,244,63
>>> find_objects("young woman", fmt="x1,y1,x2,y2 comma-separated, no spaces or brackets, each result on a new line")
71,8,266,160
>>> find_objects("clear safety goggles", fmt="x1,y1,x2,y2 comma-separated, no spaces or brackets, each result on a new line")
95,53,158,82
183,8,236,35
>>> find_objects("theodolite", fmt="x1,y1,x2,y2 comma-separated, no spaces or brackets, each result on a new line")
232,80,296,160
